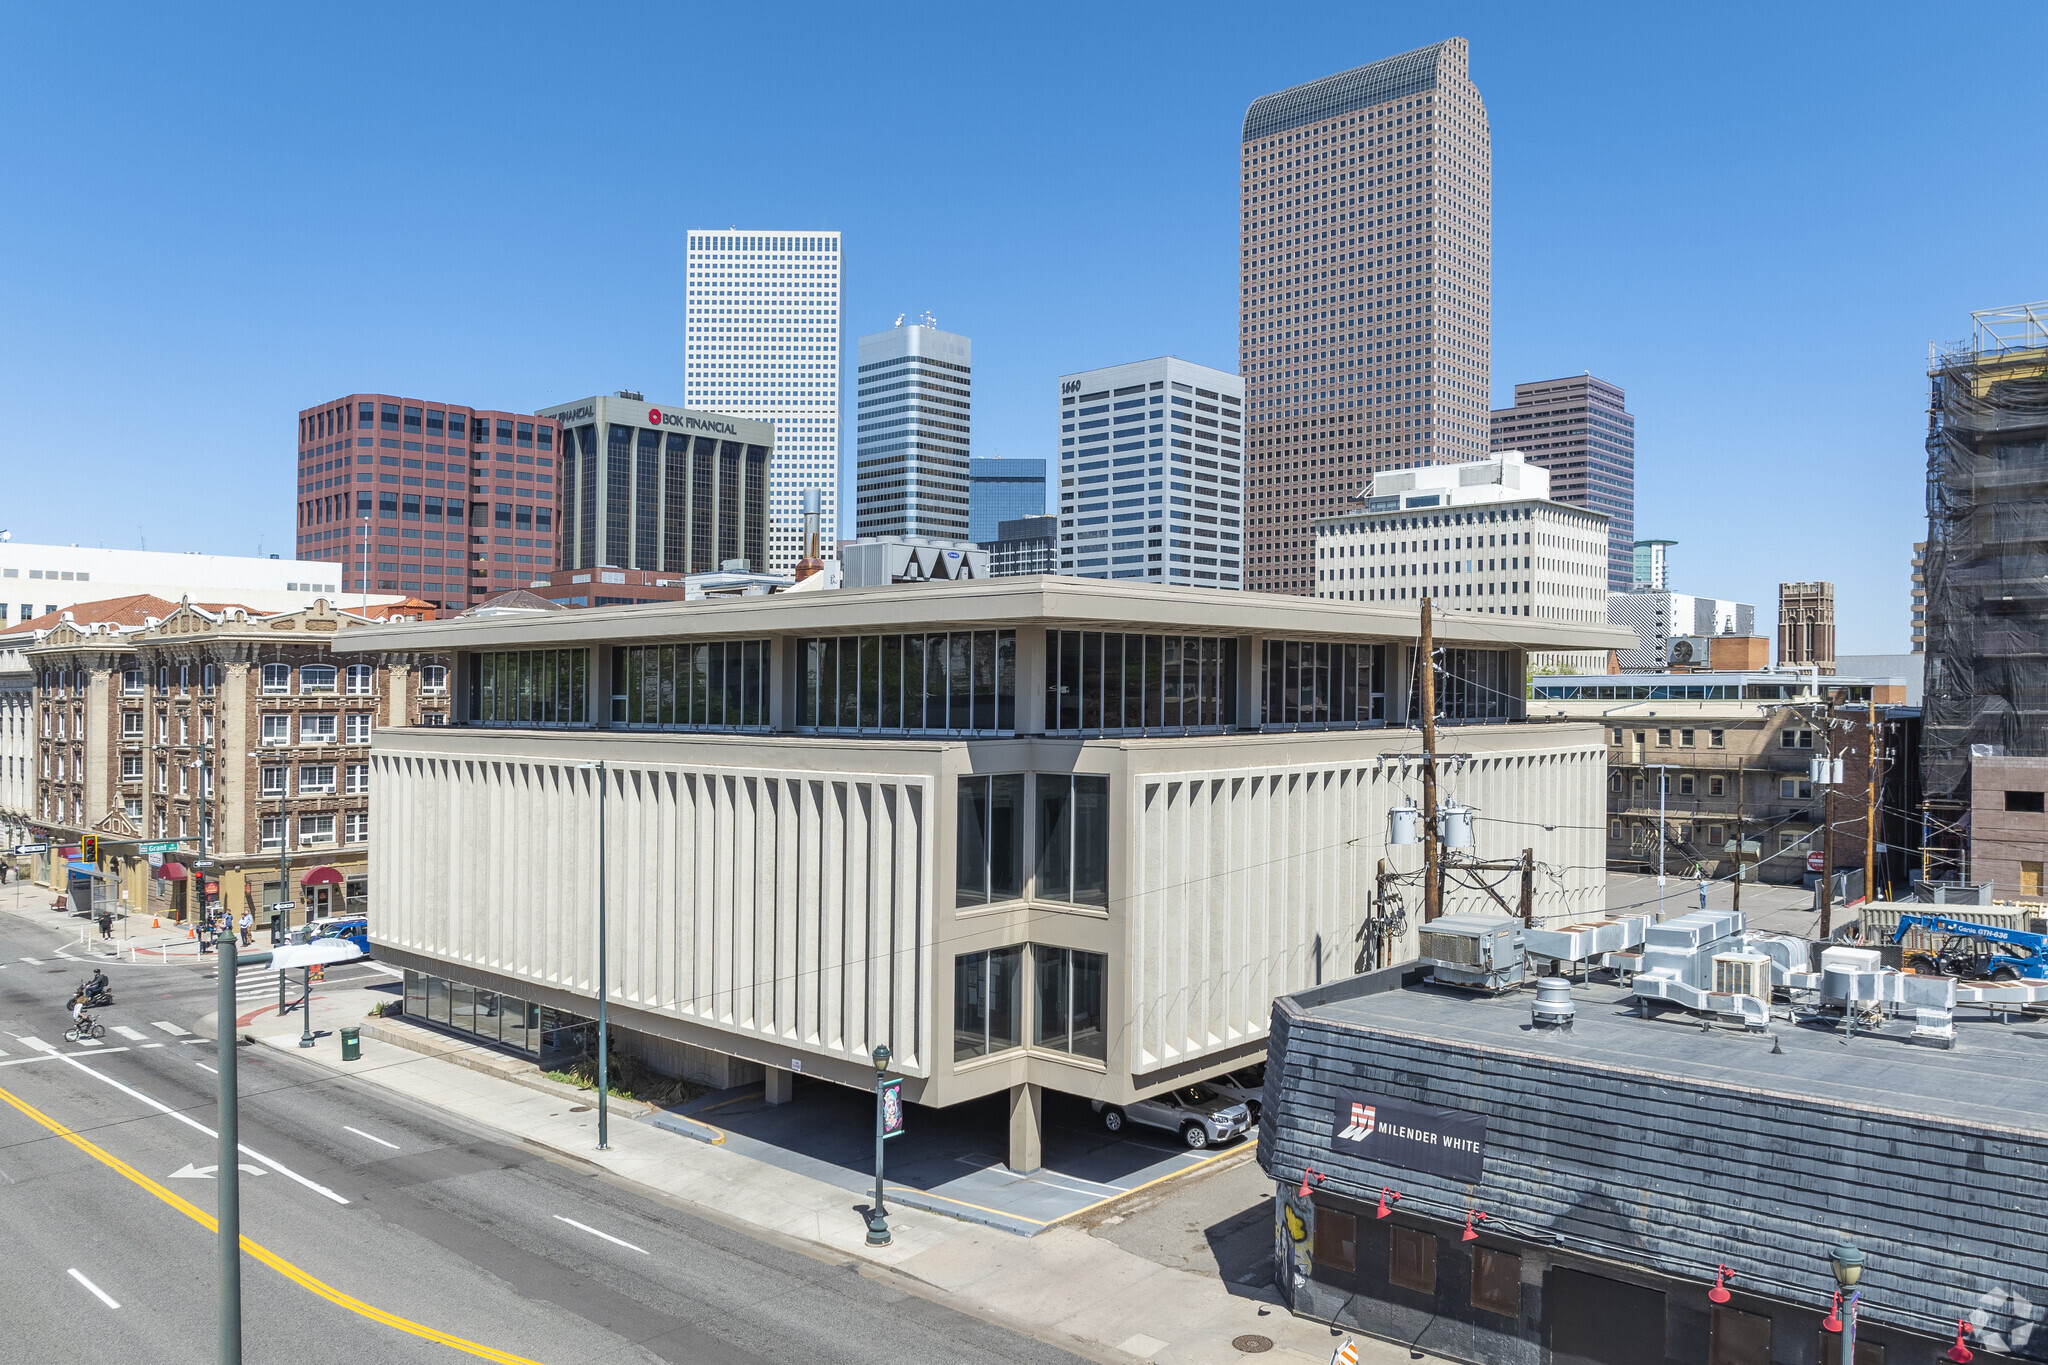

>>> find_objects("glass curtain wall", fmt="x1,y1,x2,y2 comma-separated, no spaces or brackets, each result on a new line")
1406,647,1518,723
953,946,1024,1061
611,641,771,729
798,630,1016,734
1034,946,1107,1061
405,969,551,1057
473,649,590,726
1260,640,1388,729
1042,630,1238,736
1036,774,1109,907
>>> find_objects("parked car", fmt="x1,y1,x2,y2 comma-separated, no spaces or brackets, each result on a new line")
1092,1084,1252,1149
1205,1063,1267,1124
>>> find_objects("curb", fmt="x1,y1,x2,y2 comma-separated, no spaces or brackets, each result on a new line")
356,1016,655,1117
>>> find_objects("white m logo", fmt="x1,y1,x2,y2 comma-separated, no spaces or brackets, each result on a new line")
1339,1102,1377,1142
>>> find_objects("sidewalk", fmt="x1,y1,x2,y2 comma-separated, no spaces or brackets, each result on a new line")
251,996,1417,1365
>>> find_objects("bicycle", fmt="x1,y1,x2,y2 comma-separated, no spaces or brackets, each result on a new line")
65,1016,107,1043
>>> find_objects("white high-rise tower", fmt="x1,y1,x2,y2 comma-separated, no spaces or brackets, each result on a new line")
684,229,842,573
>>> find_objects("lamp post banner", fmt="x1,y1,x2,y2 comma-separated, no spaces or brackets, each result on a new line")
880,1077,905,1139
1330,1091,1485,1182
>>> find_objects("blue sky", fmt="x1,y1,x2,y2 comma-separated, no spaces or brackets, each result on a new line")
3,2,2041,653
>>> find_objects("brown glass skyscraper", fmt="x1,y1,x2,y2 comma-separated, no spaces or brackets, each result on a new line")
1240,38,1492,595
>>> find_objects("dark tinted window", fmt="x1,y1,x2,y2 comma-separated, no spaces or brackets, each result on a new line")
2006,790,2045,813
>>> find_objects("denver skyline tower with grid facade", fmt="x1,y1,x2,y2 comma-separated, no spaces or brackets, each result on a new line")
1239,38,1492,595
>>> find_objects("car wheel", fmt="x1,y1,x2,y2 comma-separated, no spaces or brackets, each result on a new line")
1101,1107,1125,1134
1992,967,2020,983
1905,953,1940,975
1181,1122,1209,1150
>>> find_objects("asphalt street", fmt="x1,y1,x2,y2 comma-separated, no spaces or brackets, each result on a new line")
0,907,1093,1365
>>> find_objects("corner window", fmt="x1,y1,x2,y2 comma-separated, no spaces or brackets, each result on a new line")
1036,774,1109,907
953,946,1023,1062
956,775,1025,907
1033,946,1106,1060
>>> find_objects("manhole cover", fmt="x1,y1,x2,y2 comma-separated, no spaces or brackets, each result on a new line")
1232,1335,1274,1354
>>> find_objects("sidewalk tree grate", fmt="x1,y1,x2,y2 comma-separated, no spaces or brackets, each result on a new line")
1231,1335,1274,1354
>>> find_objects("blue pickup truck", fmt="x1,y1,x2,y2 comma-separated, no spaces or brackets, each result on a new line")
307,916,370,958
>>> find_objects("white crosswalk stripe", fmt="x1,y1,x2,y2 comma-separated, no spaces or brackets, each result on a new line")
149,1022,189,1036
112,1026,148,1041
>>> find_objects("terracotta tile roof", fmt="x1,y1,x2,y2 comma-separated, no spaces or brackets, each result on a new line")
0,594,253,639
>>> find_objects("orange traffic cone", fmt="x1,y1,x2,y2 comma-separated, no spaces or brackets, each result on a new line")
151,916,160,929
186,926,194,940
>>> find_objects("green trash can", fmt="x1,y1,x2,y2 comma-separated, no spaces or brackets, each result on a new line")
340,1026,360,1062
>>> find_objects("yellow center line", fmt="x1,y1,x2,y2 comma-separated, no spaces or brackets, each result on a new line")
0,1079,547,1365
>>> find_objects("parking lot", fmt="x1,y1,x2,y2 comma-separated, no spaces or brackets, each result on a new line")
648,1079,1250,1235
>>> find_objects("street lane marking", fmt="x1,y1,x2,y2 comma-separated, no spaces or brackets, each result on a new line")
142,1043,164,1049
194,1062,217,1074
149,1022,190,1036
553,1215,648,1254
0,1080,543,1363
171,1162,264,1179
45,1051,349,1205
343,1125,400,1150
112,1026,148,1041
67,1268,119,1309
19,957,41,964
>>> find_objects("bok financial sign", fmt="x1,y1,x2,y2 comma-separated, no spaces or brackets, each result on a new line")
1331,1091,1485,1182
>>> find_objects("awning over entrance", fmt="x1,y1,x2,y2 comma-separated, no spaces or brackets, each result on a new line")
155,861,190,882
301,865,345,886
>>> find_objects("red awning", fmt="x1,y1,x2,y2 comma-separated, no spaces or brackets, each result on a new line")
301,866,345,886
155,861,189,882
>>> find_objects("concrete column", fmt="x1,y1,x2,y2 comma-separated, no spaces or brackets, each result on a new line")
1007,1082,1043,1174
764,1065,794,1106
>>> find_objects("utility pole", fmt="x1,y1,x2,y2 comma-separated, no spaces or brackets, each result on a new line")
1732,765,1744,917
1864,695,1880,903
1418,597,1441,922
1818,689,1845,938
216,922,242,1364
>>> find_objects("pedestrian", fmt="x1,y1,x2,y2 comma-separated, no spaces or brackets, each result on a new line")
238,908,253,947
98,909,114,941
198,909,213,954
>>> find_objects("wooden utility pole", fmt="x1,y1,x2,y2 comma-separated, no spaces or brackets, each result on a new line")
1419,597,1441,923
1731,766,1744,916
1864,696,1880,904
1519,848,1535,927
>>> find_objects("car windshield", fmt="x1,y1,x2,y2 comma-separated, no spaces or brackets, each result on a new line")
1235,1064,1267,1087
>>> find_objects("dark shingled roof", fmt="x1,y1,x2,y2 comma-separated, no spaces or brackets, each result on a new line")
1242,41,1453,142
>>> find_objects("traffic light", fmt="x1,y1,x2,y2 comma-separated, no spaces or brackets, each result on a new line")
81,835,98,863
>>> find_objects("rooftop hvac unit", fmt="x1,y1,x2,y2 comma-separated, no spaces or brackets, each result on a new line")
1420,913,1525,992
1711,952,1771,1003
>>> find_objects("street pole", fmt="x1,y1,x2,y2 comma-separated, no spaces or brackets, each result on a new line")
1818,689,1845,938
216,922,242,1365
299,965,314,1048
1418,596,1441,922
1864,696,1880,903
276,785,291,1015
596,759,608,1151
866,1043,893,1247
1644,765,1679,920
1732,766,1744,917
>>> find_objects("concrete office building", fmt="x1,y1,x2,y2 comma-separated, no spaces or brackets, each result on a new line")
684,230,842,574
0,542,376,628
1910,541,1927,652
1489,375,1636,589
968,457,1047,544
339,578,1626,1171
295,394,558,611
535,394,776,579
1241,39,1493,596
1312,451,1606,619
855,319,973,542
1057,357,1244,587
1607,592,1756,672
987,516,1057,577
1777,580,1836,675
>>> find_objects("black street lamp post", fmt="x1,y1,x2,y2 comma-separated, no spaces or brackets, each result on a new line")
866,1043,892,1247
1829,1239,1866,1365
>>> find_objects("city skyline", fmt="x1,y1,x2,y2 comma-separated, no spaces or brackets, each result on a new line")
5,5,2044,650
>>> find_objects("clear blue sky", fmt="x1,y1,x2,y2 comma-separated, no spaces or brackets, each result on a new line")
4,2,2041,653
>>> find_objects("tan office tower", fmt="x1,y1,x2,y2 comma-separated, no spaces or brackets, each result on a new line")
1778,580,1836,674
1240,38,1491,595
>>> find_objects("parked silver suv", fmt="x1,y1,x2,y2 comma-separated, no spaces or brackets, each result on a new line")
1093,1084,1252,1149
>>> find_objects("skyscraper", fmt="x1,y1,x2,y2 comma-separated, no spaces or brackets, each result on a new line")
1240,38,1492,596
294,393,560,611
684,230,841,573
967,457,1047,543
1489,374,1636,589
854,318,972,541
1056,357,1244,587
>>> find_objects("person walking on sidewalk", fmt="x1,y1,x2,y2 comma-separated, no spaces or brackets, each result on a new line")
97,909,114,941
238,908,253,947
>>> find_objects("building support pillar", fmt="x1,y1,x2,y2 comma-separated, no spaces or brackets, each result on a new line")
764,1065,794,1106
1007,1082,1042,1174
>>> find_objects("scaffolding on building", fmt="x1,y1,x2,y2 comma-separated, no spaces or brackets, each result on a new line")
1920,301,2048,873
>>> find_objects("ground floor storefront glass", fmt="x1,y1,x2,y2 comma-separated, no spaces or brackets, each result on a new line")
402,969,587,1056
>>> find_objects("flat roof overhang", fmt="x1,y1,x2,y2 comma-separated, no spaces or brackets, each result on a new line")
333,575,1638,655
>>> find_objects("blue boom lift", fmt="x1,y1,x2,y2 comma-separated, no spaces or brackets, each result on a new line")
1890,914,2048,982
